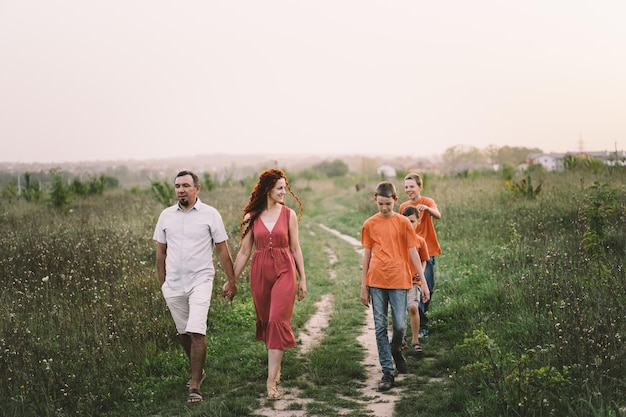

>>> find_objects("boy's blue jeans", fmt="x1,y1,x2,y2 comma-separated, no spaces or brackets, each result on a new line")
369,287,408,375
419,256,435,331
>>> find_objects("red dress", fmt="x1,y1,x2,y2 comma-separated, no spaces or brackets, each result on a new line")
250,205,297,350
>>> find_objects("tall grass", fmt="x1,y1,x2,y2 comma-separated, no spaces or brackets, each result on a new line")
1,168,625,416
0,185,252,416
423,170,626,417
1,191,165,415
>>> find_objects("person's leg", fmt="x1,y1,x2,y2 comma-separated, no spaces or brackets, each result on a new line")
408,305,420,343
406,285,420,344
185,281,213,395
389,289,407,349
180,333,191,357
407,285,424,354
264,264,296,398
267,349,284,399
370,287,396,391
426,256,435,295
266,265,297,349
389,289,408,373
188,333,207,390
369,287,394,376
163,287,197,384
419,257,435,335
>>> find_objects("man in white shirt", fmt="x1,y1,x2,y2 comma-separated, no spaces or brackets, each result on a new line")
153,170,236,404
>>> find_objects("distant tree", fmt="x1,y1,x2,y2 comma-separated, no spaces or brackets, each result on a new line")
1,183,18,199
443,145,543,174
298,169,318,188
151,179,174,207
494,145,542,166
87,175,106,195
49,169,71,211
21,172,44,202
499,164,515,181
312,159,349,177
441,145,487,174
563,154,581,171
202,172,217,191
104,175,119,189
71,178,89,196
584,158,605,174
484,144,500,166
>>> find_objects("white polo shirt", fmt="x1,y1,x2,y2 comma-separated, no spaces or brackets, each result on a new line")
153,198,229,292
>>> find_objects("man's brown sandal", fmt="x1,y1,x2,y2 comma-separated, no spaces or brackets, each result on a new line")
186,388,203,403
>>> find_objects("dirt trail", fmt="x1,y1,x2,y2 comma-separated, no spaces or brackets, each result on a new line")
253,225,402,417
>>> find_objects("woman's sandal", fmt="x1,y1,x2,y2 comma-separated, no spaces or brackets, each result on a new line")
267,385,283,400
186,388,203,403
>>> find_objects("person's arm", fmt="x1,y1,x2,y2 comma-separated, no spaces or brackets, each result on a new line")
418,201,441,219
223,227,254,301
428,204,441,219
155,242,167,287
409,247,430,303
215,240,236,295
288,209,307,301
360,248,372,307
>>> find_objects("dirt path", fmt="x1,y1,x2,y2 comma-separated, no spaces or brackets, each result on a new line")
253,225,403,416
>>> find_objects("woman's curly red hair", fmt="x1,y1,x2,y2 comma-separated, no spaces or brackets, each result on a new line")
240,168,303,240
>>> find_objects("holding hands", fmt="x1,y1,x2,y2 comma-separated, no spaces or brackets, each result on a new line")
222,281,238,301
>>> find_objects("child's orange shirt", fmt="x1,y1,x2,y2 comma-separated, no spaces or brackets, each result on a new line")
399,197,442,257
361,212,417,290
410,234,429,285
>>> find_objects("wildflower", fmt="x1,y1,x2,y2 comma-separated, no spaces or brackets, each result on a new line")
42,276,49,283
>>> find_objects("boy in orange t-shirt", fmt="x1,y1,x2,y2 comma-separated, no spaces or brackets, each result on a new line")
360,181,430,391
399,173,441,338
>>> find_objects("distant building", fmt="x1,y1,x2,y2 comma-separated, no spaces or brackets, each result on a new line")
525,150,626,172
580,150,626,166
376,164,397,179
526,153,565,172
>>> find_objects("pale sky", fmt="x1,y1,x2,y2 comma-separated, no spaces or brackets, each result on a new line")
1,1,624,163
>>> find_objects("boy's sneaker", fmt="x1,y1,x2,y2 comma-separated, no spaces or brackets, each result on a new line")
378,373,395,391
418,328,429,338
391,350,408,374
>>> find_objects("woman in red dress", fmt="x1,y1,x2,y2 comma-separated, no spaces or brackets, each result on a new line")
224,168,307,400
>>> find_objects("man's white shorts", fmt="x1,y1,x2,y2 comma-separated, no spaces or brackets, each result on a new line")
407,283,421,309
161,280,213,335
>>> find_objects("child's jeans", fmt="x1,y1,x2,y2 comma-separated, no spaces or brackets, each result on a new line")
369,287,408,375
419,256,435,331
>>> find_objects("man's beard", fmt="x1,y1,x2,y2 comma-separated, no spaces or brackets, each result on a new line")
179,198,189,207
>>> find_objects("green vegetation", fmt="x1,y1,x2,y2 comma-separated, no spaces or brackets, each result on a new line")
1,165,624,416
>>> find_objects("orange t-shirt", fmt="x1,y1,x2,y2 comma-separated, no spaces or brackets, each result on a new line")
410,234,429,285
361,213,417,290
399,197,442,257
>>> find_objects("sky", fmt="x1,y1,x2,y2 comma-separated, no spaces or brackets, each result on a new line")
1,1,625,164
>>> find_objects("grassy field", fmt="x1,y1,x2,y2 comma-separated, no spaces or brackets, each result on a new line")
1,168,624,416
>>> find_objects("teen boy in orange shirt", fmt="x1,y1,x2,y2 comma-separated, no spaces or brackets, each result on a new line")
399,173,441,338
360,181,430,391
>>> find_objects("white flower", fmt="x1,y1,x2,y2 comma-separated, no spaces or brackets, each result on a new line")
42,276,49,283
